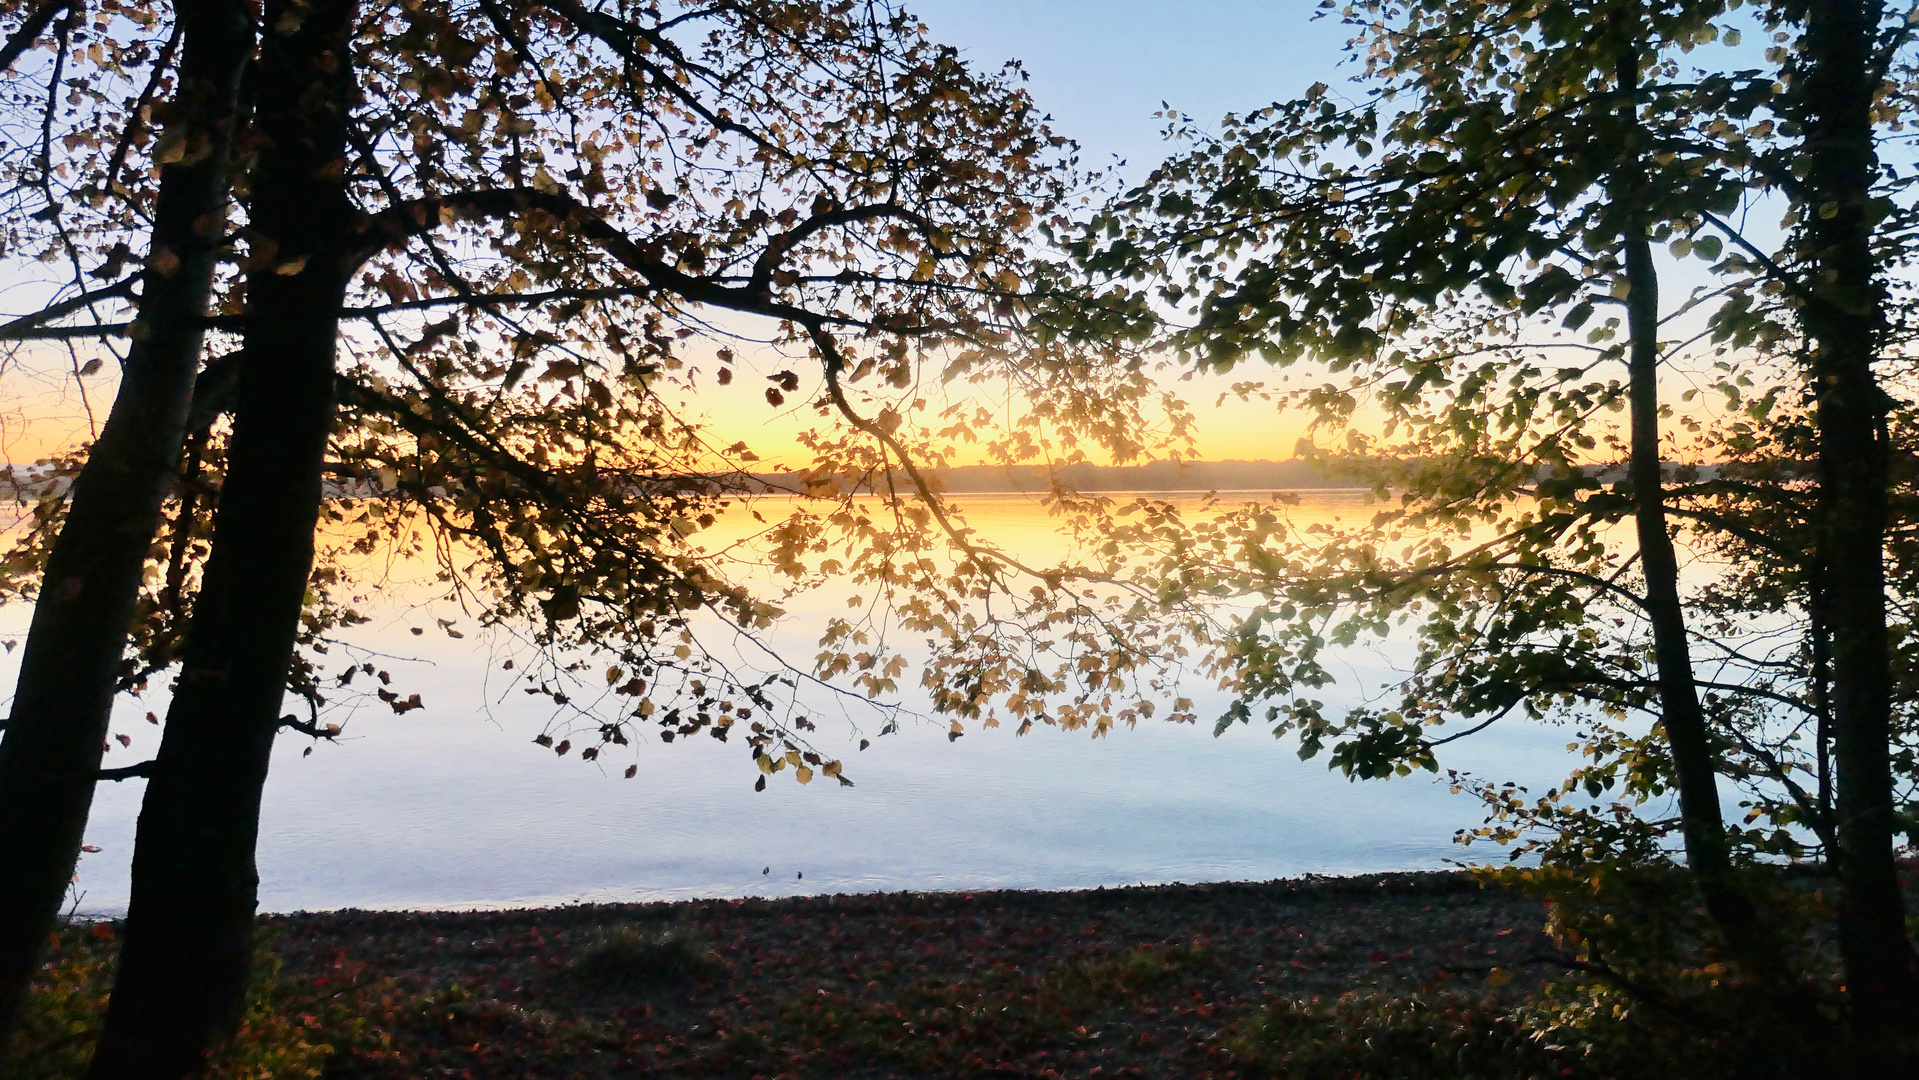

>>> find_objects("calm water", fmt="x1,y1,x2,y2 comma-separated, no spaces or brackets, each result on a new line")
7,491,1596,914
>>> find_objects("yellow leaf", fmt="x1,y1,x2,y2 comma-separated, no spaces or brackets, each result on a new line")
153,131,187,165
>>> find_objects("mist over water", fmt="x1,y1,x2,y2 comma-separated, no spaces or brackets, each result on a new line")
10,491,1593,915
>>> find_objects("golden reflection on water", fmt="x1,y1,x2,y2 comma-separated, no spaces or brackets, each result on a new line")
698,487,1382,570
18,486,1621,912
295,488,1386,604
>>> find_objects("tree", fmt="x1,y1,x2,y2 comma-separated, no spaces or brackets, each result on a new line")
0,1,1148,1073
1068,0,1916,1052
1784,0,1919,1037
0,0,252,1043
83,0,358,1071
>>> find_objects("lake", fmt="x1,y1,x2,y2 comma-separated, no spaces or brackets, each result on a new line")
7,490,1598,915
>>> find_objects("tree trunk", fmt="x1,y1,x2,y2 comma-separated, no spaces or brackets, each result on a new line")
0,0,251,1047
1620,231,1765,936
1610,45,1778,982
84,1,355,1075
1794,0,1919,1040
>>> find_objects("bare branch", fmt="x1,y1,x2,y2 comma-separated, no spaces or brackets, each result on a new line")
0,0,75,77
98,760,155,782
0,277,139,339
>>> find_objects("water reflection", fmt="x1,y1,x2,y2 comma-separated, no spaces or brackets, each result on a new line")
5,490,1588,914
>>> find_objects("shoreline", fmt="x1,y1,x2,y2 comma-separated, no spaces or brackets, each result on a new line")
263,867,1499,919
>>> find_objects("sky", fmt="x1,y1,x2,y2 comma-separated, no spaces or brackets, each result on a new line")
914,2,1359,463
0,3,1356,467
911,1,1350,185
690,1,1357,467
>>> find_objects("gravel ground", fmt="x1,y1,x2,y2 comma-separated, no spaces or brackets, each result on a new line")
262,871,1570,1078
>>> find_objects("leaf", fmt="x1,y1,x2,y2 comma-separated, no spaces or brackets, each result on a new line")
153,130,187,165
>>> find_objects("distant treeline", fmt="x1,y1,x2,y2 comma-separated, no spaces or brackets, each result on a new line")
0,459,1744,502
744,459,1736,496
747,459,1367,495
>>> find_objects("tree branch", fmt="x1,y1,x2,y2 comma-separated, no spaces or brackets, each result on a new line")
0,277,139,339
97,760,155,782
278,713,340,740
0,0,74,77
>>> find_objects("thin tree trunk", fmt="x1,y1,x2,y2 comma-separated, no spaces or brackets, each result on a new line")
84,1,356,1075
0,0,251,1047
1620,233,1763,939
1611,45,1774,979
1795,0,1919,1040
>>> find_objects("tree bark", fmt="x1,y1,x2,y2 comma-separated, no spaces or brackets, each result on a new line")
84,1,356,1075
1621,232,1764,937
1794,0,1919,1040
1607,45,1781,984
0,0,251,1048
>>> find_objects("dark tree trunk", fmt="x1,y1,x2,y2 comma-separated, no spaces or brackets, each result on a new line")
1794,0,1919,1040
84,1,356,1075
1609,45,1777,982
1621,232,1763,940
0,0,251,1047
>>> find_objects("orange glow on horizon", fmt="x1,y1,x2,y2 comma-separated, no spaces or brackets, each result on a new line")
0,345,1316,472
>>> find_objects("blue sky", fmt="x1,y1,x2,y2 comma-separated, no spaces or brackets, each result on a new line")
910,2,1351,183
851,3,1358,462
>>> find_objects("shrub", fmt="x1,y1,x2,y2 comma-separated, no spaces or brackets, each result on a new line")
561,925,723,992
1485,861,1842,1078
1,926,115,1080
1220,990,1590,1080
2,925,336,1080
1043,939,1219,1011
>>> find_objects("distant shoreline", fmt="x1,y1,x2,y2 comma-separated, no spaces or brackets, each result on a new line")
745,459,1365,495
0,457,1732,501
